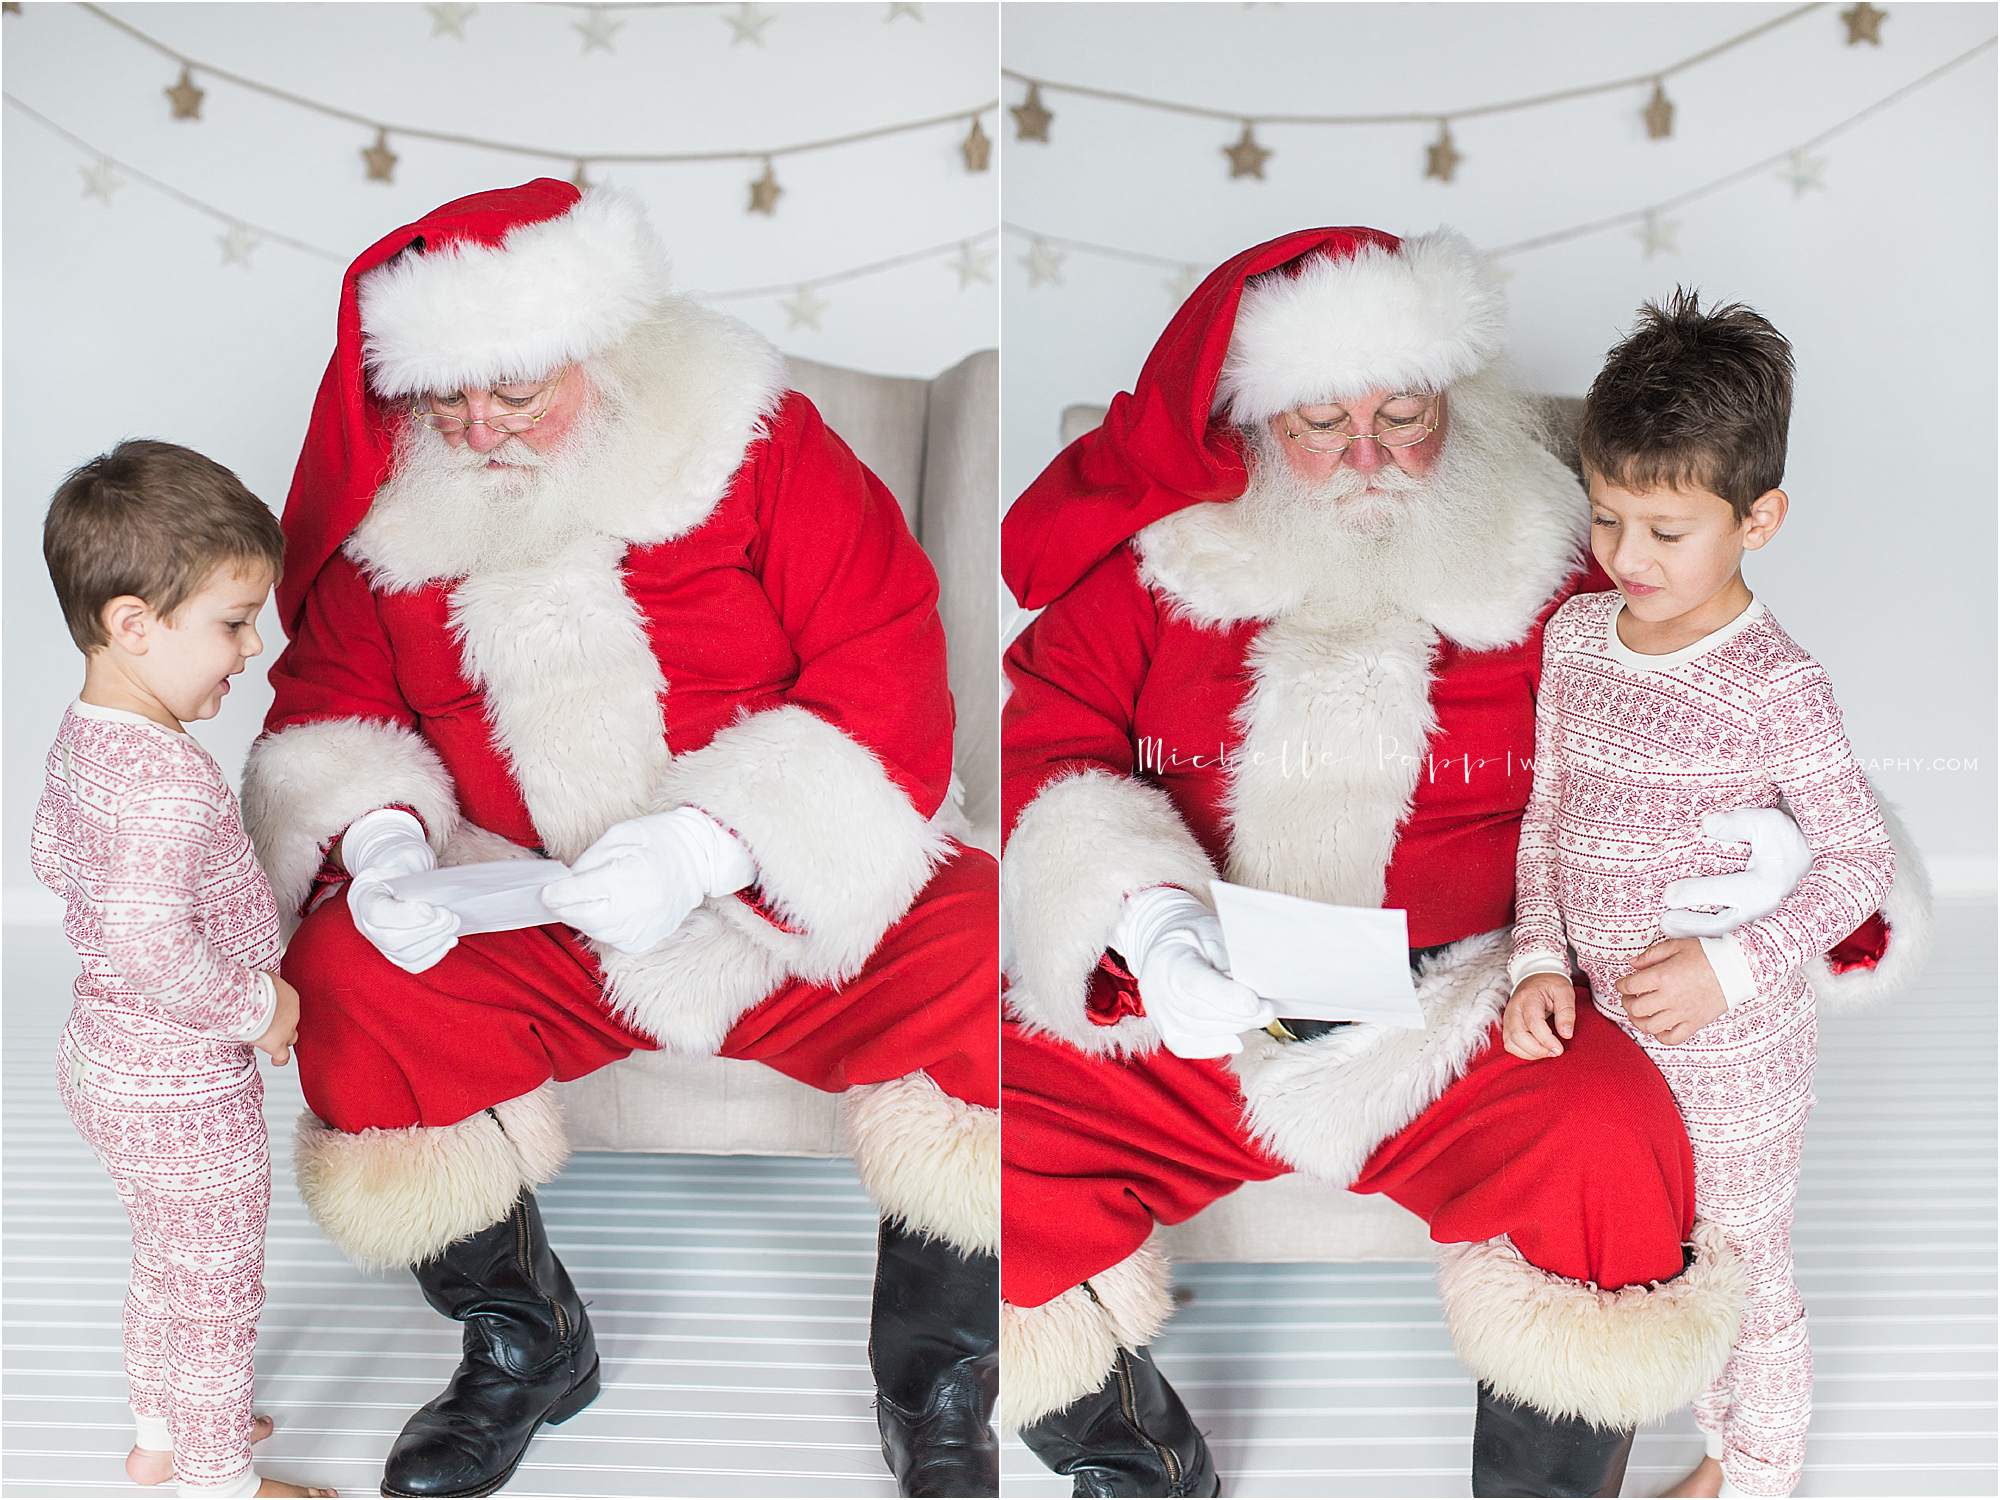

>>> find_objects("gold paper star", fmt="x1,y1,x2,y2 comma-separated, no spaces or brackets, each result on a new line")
3,5,23,16
748,159,782,215
782,285,829,331
1011,83,1052,143
961,115,991,173
362,128,398,183
1841,2,1886,45
1425,122,1461,183
948,241,994,289
571,160,593,191
1643,80,1674,141
1222,122,1271,180
165,67,204,121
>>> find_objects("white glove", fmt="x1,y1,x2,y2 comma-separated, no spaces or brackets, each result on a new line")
341,808,460,975
541,807,758,956
1111,885,1276,1059
1660,807,1812,939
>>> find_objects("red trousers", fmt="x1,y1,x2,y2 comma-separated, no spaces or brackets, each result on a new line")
1002,997,1696,1308
283,844,998,1134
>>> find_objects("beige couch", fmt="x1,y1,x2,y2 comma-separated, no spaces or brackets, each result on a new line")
559,349,997,1155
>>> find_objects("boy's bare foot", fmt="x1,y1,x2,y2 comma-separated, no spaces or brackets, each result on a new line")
1660,1454,1724,1498
254,1482,337,1498
124,1446,172,1486
126,1417,279,1486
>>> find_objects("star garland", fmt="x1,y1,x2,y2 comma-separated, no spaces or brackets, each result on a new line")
7,88,994,339
1004,3,1908,185
998,31,1996,291
65,3,993,210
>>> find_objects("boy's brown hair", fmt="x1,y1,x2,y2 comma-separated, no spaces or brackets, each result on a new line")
43,439,285,651
1578,287,1794,520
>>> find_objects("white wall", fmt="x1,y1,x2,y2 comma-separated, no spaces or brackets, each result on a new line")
1001,1,1997,889
3,0,996,906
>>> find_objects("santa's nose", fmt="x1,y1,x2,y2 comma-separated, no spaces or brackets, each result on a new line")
464,421,509,454
1343,435,1386,473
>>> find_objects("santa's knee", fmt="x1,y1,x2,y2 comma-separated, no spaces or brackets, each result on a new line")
281,894,430,1133
283,891,390,997
910,845,999,966
1556,1025,1695,1229
1492,1047,1694,1288
897,848,1000,1086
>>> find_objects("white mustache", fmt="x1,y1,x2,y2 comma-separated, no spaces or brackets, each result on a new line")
442,440,546,472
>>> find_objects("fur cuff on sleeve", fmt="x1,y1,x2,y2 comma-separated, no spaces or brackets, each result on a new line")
656,704,954,984
242,718,461,921
1807,790,1933,1012
1002,769,1220,1057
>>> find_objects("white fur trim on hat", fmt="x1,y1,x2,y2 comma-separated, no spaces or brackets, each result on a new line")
360,189,671,398
1215,228,1508,424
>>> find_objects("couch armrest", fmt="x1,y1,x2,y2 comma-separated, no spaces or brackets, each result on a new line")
923,349,1000,852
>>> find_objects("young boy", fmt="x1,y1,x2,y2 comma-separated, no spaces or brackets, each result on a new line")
1503,293,1896,1499
30,440,334,1499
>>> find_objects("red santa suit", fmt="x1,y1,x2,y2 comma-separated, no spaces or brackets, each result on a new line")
242,181,995,1273
996,228,1929,1438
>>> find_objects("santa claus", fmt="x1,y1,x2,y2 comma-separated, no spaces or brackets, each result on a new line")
997,228,1929,1495
242,181,997,1498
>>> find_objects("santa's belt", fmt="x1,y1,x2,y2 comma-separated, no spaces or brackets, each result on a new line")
1266,941,1456,1044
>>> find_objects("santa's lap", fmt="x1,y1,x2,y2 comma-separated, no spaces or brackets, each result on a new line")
286,842,998,1135
1000,993,1694,1308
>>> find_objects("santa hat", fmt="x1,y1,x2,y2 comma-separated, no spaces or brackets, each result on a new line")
1216,229,1506,424
275,178,670,630
1000,226,1508,611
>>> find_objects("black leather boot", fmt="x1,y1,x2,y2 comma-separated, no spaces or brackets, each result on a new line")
1018,1345,1219,1498
869,1219,1000,1497
380,1191,600,1498
1471,1384,1634,1498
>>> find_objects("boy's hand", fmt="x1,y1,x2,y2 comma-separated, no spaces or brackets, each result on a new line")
254,972,301,1067
1615,938,1725,1045
1503,973,1577,1060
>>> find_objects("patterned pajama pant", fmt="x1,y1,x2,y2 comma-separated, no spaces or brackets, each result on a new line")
57,1005,272,1496
1608,983,1817,1498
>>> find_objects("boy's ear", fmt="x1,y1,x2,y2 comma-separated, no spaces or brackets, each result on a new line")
1741,487,1787,550
100,595,154,654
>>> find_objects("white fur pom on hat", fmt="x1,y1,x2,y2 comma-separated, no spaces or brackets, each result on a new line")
358,188,671,399
1214,228,1508,424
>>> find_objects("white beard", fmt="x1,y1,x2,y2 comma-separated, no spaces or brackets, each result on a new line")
342,302,789,593
358,390,616,581
1132,366,1591,649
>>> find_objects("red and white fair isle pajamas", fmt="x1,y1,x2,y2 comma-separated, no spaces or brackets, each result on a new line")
32,702,282,1499
1512,592,1896,1498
